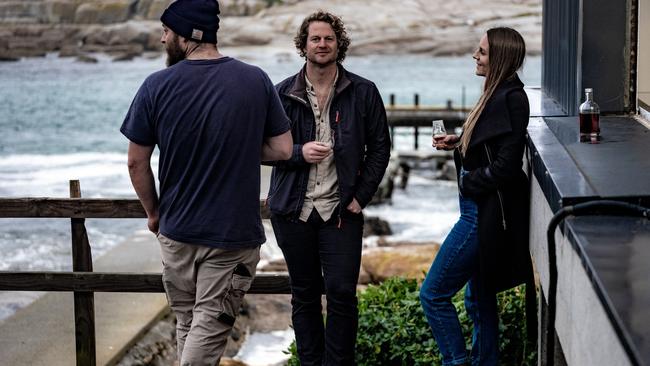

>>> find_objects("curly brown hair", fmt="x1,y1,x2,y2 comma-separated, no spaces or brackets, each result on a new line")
294,10,350,63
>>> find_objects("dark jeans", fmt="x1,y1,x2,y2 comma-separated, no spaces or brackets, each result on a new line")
419,195,498,366
271,208,364,366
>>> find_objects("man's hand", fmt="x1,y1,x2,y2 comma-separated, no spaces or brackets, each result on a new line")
432,134,460,151
347,198,362,214
147,213,160,234
302,141,332,163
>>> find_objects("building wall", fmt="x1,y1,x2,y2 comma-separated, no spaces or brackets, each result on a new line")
529,178,632,366
639,0,650,110
542,0,635,114
541,0,578,115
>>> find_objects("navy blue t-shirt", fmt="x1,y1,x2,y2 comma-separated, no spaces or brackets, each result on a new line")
120,57,290,248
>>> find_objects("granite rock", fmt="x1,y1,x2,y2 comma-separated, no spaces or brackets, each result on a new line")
74,0,137,24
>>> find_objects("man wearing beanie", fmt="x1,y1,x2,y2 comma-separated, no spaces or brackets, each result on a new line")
268,11,391,366
121,1,292,364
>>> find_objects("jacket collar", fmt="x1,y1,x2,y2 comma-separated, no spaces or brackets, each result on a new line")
286,63,352,106
468,74,524,150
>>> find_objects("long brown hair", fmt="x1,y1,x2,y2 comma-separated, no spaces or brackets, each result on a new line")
459,27,526,155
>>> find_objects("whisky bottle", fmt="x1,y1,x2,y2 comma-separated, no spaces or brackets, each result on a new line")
578,88,600,143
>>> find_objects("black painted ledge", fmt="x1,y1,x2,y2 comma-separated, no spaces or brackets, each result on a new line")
527,115,650,365
528,116,650,212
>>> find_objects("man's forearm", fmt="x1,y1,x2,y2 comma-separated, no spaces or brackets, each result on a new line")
262,130,293,161
262,142,287,161
128,162,159,218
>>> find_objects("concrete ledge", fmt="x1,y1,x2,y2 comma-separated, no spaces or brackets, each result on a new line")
0,229,168,366
529,178,632,365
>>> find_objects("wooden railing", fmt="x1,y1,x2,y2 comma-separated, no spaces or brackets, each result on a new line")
0,180,290,366
385,94,469,150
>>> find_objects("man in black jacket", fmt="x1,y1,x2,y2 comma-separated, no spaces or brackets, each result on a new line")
267,10,391,366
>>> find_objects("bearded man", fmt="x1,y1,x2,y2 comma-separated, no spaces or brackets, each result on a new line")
120,1,292,364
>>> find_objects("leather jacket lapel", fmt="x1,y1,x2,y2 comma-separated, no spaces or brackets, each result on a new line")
467,75,524,151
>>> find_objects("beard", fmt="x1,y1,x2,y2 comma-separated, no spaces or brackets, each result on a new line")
306,51,337,68
165,35,186,67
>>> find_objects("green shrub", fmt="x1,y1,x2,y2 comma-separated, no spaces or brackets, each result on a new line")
285,277,536,365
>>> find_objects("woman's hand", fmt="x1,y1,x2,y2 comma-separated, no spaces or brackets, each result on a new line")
432,134,460,151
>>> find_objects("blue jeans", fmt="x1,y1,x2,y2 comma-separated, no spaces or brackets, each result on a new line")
419,195,498,366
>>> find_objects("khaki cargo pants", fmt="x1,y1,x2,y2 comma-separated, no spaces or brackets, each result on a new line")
157,234,260,366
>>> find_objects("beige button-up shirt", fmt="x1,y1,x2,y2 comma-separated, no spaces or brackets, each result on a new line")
299,72,340,222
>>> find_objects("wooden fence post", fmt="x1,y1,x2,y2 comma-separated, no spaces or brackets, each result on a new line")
414,126,419,150
70,180,96,366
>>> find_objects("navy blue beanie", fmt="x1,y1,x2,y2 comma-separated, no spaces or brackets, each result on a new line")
160,0,220,43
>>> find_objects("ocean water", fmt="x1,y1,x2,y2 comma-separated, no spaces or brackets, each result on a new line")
0,49,540,361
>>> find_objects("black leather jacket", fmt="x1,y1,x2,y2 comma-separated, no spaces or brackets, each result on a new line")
267,64,391,219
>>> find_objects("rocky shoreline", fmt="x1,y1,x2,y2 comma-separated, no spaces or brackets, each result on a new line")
0,0,541,61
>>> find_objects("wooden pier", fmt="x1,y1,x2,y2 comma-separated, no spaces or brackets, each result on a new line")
385,93,468,151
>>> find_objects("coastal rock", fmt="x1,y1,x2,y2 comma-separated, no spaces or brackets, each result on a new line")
116,305,256,365
144,0,171,20
220,0,268,16
358,265,371,285
115,312,177,366
0,54,19,62
218,19,275,47
260,258,288,272
244,294,292,333
58,44,82,57
79,21,159,56
0,2,44,23
257,0,541,55
112,51,140,61
0,46,46,58
363,216,392,237
76,54,98,63
42,0,79,23
134,0,155,19
38,27,67,47
0,0,542,57
74,0,137,24
361,243,440,283
81,42,144,55
220,359,249,366
9,25,43,38
85,21,153,45
227,30,273,46
370,157,398,204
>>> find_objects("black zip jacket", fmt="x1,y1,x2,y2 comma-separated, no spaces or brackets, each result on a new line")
267,64,391,219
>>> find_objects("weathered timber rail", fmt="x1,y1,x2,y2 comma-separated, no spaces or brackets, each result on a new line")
0,180,288,366
386,106,467,127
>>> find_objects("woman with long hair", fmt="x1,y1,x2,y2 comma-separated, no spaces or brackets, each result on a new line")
419,27,534,365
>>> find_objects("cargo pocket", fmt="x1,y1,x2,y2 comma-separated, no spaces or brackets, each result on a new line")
218,263,254,327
